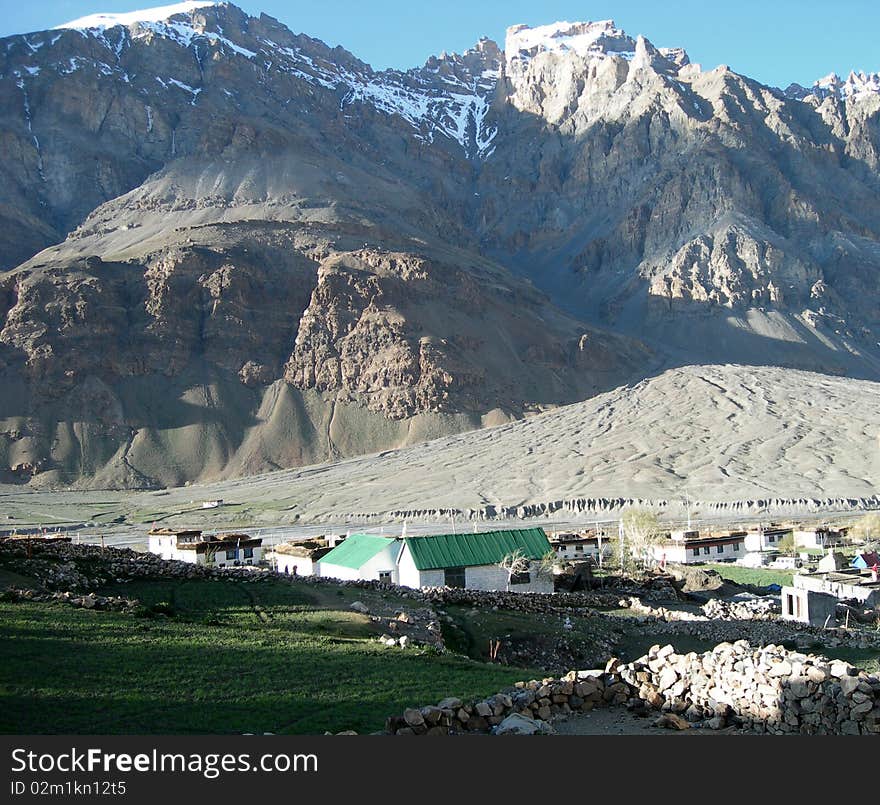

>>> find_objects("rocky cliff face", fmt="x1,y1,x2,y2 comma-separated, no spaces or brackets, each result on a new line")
0,2,878,488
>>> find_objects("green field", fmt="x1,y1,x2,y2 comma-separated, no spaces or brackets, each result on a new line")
705,563,795,588
0,578,538,735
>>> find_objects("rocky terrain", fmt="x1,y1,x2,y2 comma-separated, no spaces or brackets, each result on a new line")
0,3,878,489
386,642,880,735
4,362,869,525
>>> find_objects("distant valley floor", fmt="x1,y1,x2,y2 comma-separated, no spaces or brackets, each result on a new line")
1,364,878,531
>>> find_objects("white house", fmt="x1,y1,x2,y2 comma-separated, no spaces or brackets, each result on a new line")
396,528,554,593
650,532,745,565
794,527,836,550
744,526,792,553
316,533,400,583
148,529,263,567
550,532,612,563
793,568,880,608
270,540,332,577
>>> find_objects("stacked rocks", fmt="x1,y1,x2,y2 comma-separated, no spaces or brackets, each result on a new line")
385,663,630,735
0,587,137,612
385,642,880,736
702,597,778,620
618,642,880,735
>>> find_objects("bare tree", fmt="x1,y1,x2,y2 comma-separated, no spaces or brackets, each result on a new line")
537,549,561,583
849,513,880,546
497,549,531,591
621,508,664,570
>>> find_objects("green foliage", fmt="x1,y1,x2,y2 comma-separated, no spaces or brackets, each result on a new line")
706,563,794,588
776,534,796,555
0,579,534,735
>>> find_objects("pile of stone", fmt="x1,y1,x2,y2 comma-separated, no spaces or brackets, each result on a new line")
421,585,622,613
1,587,137,612
385,661,631,735
618,641,880,735
621,597,705,621
622,595,778,623
384,642,880,736
702,596,778,620
0,541,273,590
601,606,880,651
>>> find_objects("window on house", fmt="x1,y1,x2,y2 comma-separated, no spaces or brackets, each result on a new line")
575,545,583,552
379,571,392,582
692,548,700,557
768,535,775,543
511,571,531,585
733,543,740,551
703,547,710,555
225,549,236,560
244,547,254,559
717,545,724,553
444,567,466,588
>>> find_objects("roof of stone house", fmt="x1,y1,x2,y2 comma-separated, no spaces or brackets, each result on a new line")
404,528,551,571
273,541,330,559
176,533,262,551
318,533,396,570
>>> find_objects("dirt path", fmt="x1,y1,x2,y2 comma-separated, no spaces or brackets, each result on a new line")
552,708,746,736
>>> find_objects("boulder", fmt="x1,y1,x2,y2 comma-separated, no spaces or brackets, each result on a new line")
493,714,555,736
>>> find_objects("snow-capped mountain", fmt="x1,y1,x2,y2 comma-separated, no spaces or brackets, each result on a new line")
786,70,880,102
0,2,878,489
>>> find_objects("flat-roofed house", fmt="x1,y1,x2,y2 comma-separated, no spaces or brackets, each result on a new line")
270,540,333,577
650,531,745,565
794,527,838,550
793,567,880,608
744,526,792,553
550,531,611,563
316,533,400,583
147,529,263,567
396,528,554,593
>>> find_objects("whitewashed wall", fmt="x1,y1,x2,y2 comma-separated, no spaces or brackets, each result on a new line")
275,554,315,576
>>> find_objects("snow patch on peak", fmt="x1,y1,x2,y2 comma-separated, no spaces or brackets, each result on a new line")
505,20,635,61
55,1,219,31
787,70,880,102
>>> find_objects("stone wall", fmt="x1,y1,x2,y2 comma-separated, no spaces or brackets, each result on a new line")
385,641,880,736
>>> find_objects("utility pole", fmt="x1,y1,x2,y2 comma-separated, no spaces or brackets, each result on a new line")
618,518,625,569
685,490,692,530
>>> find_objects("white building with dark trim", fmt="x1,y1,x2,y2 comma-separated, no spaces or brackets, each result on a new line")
396,528,554,593
148,529,263,567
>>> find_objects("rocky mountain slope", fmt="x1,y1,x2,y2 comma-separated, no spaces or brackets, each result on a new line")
0,2,878,489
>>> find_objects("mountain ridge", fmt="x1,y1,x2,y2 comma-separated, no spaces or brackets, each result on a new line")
0,2,878,490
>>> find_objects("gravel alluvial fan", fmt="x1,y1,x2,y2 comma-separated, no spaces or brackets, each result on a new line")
0,2,878,490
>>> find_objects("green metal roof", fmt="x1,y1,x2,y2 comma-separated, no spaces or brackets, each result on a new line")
404,528,551,571
319,533,396,570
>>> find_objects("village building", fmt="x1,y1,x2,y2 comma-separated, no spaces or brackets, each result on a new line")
651,529,745,565
793,526,839,550
147,529,263,567
793,567,880,609
316,533,400,583
269,539,333,577
780,586,839,627
817,550,849,573
852,551,880,570
744,525,792,553
396,528,554,593
549,531,611,563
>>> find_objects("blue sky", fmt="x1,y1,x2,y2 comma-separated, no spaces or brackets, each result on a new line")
1,0,878,88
